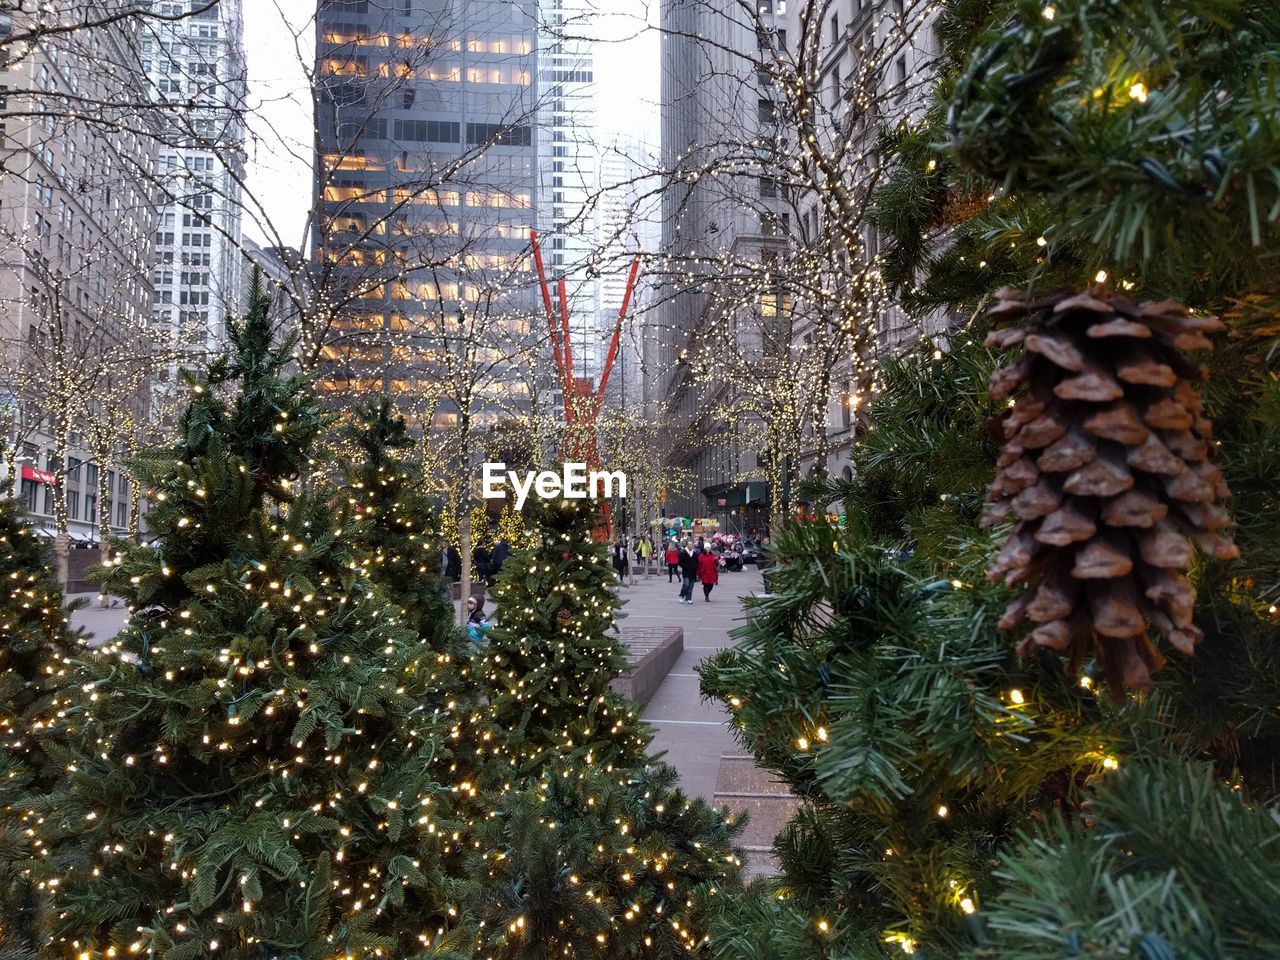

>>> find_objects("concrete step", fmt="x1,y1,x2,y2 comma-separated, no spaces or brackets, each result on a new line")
712,755,798,879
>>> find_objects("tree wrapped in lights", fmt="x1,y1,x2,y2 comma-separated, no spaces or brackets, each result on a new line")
477,498,647,772
466,762,743,960
700,329,1280,958
698,1,1280,949
467,500,745,959
40,278,464,958
0,480,85,959
699,501,1121,958
339,397,457,653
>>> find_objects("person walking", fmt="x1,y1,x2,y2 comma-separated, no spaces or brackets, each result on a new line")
677,540,699,603
697,546,719,602
445,544,462,582
490,539,510,583
664,540,680,582
636,536,652,574
612,538,629,583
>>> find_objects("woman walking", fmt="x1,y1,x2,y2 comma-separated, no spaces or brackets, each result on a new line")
665,540,680,582
677,540,699,603
696,546,719,602
612,538,629,583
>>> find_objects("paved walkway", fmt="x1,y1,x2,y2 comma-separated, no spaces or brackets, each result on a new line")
615,565,795,874
68,594,128,644
616,565,758,799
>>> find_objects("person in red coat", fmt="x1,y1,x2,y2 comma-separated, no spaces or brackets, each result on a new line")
696,548,719,602
665,540,681,582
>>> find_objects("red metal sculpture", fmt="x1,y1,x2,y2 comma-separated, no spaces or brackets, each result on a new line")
529,229,641,537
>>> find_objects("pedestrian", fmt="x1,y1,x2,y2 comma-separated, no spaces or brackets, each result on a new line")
612,538,629,582
491,539,510,582
697,546,719,602
637,537,651,571
474,544,493,586
445,543,462,582
465,595,491,643
664,540,680,582
677,540,699,603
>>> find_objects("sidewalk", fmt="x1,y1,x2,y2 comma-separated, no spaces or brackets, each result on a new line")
617,566,757,798
68,594,128,646
616,564,796,875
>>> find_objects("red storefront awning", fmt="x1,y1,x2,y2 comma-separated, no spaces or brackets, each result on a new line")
21,465,55,485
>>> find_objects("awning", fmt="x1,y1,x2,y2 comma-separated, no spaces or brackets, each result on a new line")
702,481,769,509
21,465,55,485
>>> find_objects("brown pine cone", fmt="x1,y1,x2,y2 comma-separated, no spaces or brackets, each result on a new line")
982,286,1238,699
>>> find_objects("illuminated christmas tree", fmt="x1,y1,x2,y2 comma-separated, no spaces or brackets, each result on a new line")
340,397,458,653
700,1,1280,954
477,498,646,772
0,480,84,959
466,761,743,960
41,277,465,958
468,499,745,958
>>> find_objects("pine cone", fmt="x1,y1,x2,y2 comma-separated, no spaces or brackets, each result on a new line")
982,287,1237,698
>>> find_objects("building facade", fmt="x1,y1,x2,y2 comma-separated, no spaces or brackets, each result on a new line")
536,0,602,386
242,238,306,331
312,0,542,434
141,0,248,391
0,4,159,548
652,0,786,532
786,0,947,483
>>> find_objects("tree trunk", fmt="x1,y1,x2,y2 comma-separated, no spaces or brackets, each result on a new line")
459,504,472,627
54,531,70,593
97,458,113,607
129,480,141,541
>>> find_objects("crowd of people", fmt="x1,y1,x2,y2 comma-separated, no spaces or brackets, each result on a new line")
456,528,761,644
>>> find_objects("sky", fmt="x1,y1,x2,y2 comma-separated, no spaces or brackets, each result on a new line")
241,0,660,250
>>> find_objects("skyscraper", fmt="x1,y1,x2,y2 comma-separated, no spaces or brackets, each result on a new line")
312,0,541,433
653,0,784,529
0,3,159,556
536,0,601,384
141,0,248,386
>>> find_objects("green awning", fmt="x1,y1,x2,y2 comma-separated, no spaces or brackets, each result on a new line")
704,482,769,509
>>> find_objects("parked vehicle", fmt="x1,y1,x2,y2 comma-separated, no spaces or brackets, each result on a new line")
739,539,762,565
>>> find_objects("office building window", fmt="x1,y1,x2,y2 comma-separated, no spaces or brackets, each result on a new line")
465,122,531,147
67,491,80,520
392,119,460,143
18,479,37,511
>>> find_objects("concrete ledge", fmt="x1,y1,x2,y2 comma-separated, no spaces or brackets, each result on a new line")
449,582,488,602
612,625,683,705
